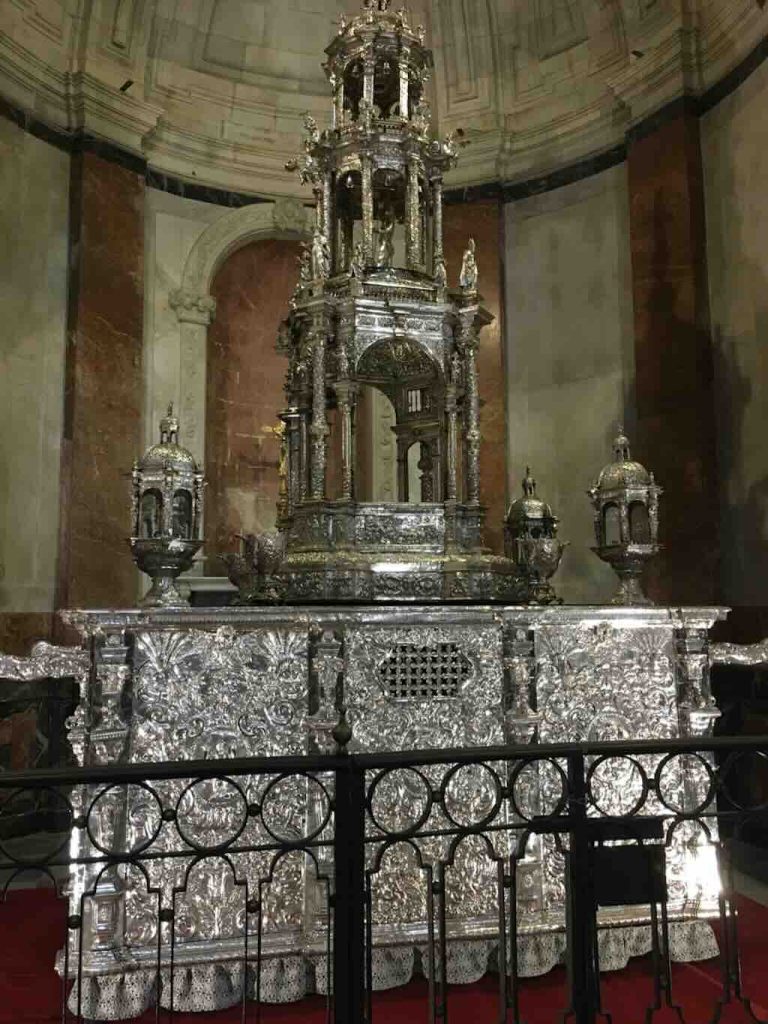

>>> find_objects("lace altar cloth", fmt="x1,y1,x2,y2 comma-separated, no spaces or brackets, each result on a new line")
69,921,718,1019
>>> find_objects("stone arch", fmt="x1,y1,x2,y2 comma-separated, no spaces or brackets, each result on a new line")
168,198,313,462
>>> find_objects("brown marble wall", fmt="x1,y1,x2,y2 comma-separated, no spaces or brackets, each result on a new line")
205,239,301,567
56,149,144,614
444,199,506,553
627,108,719,604
0,614,53,656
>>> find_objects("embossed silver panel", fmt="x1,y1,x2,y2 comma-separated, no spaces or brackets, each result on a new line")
52,603,727,1011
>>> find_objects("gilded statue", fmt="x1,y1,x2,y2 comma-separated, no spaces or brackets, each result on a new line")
375,207,396,267
459,238,478,291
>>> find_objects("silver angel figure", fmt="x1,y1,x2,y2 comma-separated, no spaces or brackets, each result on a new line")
459,238,478,291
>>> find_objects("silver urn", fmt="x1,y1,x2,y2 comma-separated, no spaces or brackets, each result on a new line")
504,468,565,605
129,405,204,608
588,428,662,606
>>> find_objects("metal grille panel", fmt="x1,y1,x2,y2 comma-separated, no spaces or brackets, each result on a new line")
379,642,470,700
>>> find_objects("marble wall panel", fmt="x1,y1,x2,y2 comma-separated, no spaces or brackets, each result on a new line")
205,238,301,568
58,150,144,610
702,57,768,631
0,118,68,649
444,200,506,554
627,108,719,606
504,166,635,604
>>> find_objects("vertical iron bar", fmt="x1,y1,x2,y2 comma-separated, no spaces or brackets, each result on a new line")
437,864,448,1024
364,871,373,1024
508,857,521,1024
62,893,71,1024
565,752,597,1024
426,867,436,1024
497,859,508,1024
76,893,85,1024
648,897,662,1013
241,886,248,1024
659,891,673,1005
256,883,264,1024
155,894,162,1024
325,875,332,1024
333,759,365,1024
169,893,176,1024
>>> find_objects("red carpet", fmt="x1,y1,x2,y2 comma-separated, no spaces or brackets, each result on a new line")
2,888,767,1023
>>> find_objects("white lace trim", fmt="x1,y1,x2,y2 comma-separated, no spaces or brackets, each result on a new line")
66,920,719,1019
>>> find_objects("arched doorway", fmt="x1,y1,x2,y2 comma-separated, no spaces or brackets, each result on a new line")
205,238,302,568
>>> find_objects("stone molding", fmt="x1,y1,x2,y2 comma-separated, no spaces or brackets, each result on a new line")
171,199,312,465
175,198,312,318
0,1,765,195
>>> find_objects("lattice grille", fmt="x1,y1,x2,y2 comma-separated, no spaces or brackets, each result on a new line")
379,643,470,700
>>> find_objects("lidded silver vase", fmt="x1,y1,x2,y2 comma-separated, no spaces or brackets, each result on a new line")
129,405,204,608
588,428,662,606
504,468,565,605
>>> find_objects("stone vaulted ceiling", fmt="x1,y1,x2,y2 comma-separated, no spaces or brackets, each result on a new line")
0,0,764,196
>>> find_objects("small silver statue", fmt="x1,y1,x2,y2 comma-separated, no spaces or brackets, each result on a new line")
297,244,312,287
311,227,331,280
350,241,365,278
358,97,375,131
303,113,319,146
375,207,396,267
459,237,478,291
412,99,431,132
434,257,447,289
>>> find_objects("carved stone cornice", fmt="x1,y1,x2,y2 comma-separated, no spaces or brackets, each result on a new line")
0,1,765,196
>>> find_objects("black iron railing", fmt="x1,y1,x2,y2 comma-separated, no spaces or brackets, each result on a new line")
1,735,768,1024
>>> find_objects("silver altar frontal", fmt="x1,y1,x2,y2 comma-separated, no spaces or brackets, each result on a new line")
55,601,726,1017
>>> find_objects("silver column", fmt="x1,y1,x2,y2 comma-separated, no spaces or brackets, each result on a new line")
335,380,356,501
361,156,374,263
445,380,458,502
406,157,422,270
463,327,481,506
399,57,410,119
310,328,328,500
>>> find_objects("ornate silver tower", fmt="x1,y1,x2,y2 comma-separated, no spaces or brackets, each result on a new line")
274,0,520,601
